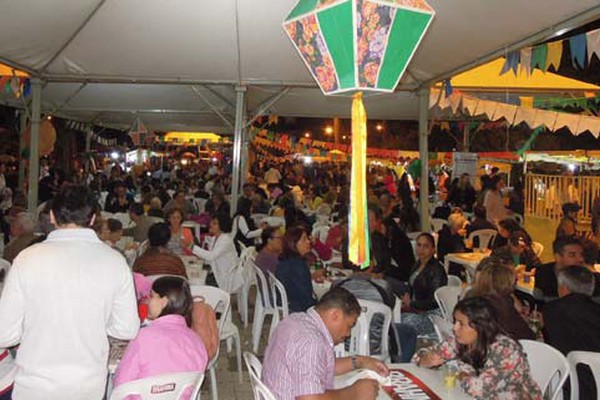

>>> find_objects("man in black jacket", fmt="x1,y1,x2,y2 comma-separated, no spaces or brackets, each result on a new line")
535,237,585,300
543,266,600,399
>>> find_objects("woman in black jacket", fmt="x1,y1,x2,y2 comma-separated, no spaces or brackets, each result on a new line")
401,232,448,338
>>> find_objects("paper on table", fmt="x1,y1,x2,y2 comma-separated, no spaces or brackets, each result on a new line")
333,369,391,389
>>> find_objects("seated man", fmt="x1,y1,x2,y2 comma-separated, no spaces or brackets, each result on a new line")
123,203,153,243
263,287,388,400
3,212,37,263
133,222,187,278
535,236,585,300
543,266,600,399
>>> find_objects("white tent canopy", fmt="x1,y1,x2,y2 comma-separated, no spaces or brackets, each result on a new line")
1,0,600,132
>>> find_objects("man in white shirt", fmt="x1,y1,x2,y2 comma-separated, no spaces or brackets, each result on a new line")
0,185,140,400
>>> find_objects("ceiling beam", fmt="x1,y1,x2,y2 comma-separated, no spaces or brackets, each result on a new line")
49,82,88,114
190,85,234,128
245,87,290,128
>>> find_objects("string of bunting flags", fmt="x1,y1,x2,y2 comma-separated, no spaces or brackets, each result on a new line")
65,120,119,147
501,27,600,74
0,76,30,98
431,88,600,138
250,126,404,159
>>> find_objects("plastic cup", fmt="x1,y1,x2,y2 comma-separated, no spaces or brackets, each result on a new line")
442,364,458,389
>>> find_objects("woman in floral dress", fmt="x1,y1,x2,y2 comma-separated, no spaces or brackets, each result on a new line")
413,296,542,400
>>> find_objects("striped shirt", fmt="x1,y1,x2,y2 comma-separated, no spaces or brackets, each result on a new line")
262,308,335,400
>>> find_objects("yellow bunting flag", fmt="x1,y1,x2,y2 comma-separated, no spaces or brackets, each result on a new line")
546,41,563,70
348,93,370,269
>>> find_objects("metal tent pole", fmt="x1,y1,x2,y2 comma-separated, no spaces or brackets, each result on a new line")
18,111,28,190
27,78,42,212
230,86,246,216
419,87,430,232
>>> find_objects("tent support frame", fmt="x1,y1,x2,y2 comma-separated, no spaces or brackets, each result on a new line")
419,86,430,232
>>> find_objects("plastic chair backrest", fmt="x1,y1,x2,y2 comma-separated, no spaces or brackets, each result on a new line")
312,225,330,243
137,240,149,258
110,371,204,400
532,241,544,258
267,271,289,319
429,314,454,342
567,351,600,400
356,299,392,361
189,284,231,334
243,351,276,400
251,262,273,309
520,339,570,400
513,214,524,225
434,286,462,322
467,229,497,250
113,212,132,227
430,218,446,233
447,275,462,287
146,274,188,282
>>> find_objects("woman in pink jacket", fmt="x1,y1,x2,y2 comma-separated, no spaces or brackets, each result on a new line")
114,276,208,398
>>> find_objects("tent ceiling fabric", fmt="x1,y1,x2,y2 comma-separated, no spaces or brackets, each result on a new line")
1,0,600,131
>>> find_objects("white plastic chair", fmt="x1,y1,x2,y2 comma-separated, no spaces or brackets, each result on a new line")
311,224,330,243
429,315,454,342
532,241,544,258
430,218,446,233
520,339,570,400
243,351,277,400
447,275,462,287
110,371,204,400
267,271,289,339
356,299,392,362
146,274,188,282
467,229,497,250
434,286,462,322
567,351,600,400
113,212,133,228
190,285,243,398
250,263,277,353
513,213,524,225
237,246,257,328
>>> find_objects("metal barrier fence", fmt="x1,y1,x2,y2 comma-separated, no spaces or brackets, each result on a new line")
524,173,600,223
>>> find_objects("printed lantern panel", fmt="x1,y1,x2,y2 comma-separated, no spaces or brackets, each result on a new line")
283,0,434,95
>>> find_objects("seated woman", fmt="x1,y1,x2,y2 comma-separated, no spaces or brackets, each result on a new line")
114,276,208,399
166,207,194,256
188,213,244,294
401,233,448,338
437,213,468,266
254,226,283,275
133,222,187,278
467,257,535,340
232,200,265,251
414,296,542,399
276,226,317,313
491,230,541,271
491,218,523,249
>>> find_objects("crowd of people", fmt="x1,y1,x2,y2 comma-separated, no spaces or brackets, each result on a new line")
0,155,597,399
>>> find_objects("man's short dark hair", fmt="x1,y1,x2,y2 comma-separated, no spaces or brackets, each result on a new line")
51,184,98,227
553,236,582,255
316,287,361,317
557,265,595,296
107,218,122,233
214,213,232,233
129,203,144,216
148,222,171,247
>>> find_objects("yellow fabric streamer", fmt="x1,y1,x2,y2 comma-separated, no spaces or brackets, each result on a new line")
546,41,563,70
348,92,370,269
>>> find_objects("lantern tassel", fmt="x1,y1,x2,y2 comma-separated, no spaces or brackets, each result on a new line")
348,92,370,269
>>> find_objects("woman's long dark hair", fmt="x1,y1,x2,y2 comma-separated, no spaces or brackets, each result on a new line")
152,276,193,326
279,225,308,261
453,296,501,372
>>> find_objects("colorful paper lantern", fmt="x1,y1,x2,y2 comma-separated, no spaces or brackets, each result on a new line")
283,0,435,95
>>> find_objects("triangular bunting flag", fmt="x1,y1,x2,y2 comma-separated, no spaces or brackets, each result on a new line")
554,113,581,134
461,96,479,115
577,115,600,138
569,34,587,69
513,107,538,128
491,103,518,124
531,44,548,71
520,47,532,76
546,41,563,70
501,51,520,75
587,29,600,62
533,110,558,130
